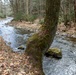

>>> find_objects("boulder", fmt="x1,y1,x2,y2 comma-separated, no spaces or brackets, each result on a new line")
45,48,62,59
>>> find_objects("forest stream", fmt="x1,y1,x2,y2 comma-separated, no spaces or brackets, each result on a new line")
0,17,76,75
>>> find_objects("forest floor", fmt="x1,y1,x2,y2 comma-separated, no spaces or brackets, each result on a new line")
57,22,76,38
0,37,26,75
8,20,41,32
8,20,76,38
0,36,31,75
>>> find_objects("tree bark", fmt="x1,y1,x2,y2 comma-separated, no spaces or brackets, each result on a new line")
74,0,76,30
25,0,61,75
26,0,29,15
74,0,76,22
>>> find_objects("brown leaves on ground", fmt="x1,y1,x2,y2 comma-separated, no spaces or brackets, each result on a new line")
8,20,76,37
8,20,41,32
57,23,76,37
0,37,30,75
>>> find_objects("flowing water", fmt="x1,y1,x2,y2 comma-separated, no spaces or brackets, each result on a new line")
0,17,76,75
43,35,76,75
0,17,32,52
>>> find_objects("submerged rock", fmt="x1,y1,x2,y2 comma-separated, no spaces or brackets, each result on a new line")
45,48,62,59
18,46,25,50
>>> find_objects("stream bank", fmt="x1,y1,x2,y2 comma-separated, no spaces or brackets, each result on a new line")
0,17,76,75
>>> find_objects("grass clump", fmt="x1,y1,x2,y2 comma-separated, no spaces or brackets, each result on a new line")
23,14,37,22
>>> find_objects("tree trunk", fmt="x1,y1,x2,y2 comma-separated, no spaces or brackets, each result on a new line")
64,0,70,26
74,0,76,22
74,0,76,30
26,0,29,15
25,0,61,75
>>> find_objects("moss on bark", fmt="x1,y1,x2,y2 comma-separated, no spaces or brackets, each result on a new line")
25,0,61,75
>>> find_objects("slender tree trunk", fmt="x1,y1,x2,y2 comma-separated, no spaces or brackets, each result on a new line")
74,0,76,22
29,0,33,15
64,0,69,26
74,0,76,29
26,0,29,15
25,0,61,75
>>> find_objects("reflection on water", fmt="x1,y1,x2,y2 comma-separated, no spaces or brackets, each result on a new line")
67,37,76,44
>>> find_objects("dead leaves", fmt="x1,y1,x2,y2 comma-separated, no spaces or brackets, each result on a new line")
0,37,27,75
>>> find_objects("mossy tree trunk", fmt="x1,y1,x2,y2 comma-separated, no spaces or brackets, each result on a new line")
25,0,61,75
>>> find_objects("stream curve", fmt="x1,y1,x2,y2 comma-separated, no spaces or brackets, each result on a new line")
0,17,76,75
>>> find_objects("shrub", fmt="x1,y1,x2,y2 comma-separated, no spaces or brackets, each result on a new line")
0,13,6,18
14,12,23,21
23,14,37,22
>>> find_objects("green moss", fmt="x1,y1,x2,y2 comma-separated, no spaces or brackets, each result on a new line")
49,48,61,53
45,48,62,59
18,46,25,50
26,34,38,44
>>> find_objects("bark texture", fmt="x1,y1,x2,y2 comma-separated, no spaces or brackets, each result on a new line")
74,0,76,22
25,0,61,75
74,0,76,30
